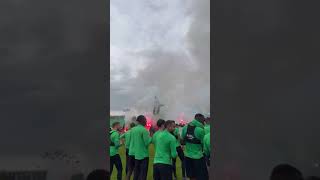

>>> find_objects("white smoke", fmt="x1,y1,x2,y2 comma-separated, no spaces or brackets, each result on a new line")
120,0,211,122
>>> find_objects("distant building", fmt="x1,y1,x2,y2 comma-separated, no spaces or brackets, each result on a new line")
0,170,47,180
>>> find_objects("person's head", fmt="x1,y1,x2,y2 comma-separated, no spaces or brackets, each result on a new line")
270,164,303,180
112,122,121,131
306,176,320,180
165,120,176,133
86,169,109,180
195,113,205,124
129,122,136,129
136,115,147,126
156,119,166,129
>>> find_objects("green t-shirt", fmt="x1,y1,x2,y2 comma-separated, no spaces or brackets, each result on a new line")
120,130,132,149
181,120,205,159
128,124,151,160
110,130,121,157
152,130,164,148
154,130,177,165
204,124,210,135
203,133,210,156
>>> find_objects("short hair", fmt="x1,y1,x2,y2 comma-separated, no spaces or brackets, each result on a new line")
136,115,146,125
129,122,136,128
156,119,166,128
195,113,204,119
136,115,145,122
165,120,175,128
270,164,303,180
86,169,109,180
112,122,120,128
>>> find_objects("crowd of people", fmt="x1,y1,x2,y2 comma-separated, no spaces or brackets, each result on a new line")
109,114,320,180
110,113,211,180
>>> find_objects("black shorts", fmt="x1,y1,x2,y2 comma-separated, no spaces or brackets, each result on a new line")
185,157,209,180
127,155,135,172
154,163,173,180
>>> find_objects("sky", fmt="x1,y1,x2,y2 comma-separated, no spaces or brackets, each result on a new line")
110,0,210,120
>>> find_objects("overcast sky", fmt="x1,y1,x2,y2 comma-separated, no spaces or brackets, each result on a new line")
110,0,210,119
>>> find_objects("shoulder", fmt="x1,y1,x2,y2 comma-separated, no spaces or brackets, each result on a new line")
195,126,205,135
112,131,120,137
167,132,176,141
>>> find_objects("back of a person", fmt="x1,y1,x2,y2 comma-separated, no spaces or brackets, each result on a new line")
129,124,149,160
128,126,137,156
182,120,205,159
152,130,163,148
154,130,175,165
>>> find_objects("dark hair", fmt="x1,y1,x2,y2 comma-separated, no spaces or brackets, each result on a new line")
136,115,146,125
157,119,166,128
86,169,109,180
195,113,204,119
165,120,175,128
270,164,303,180
130,122,136,128
112,122,120,128
306,177,320,180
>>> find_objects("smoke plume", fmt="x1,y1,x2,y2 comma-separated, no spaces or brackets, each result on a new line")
114,0,210,122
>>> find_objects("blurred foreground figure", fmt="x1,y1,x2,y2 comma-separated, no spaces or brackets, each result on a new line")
270,164,303,180
86,170,109,180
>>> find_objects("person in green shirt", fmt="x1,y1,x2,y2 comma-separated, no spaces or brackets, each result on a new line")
181,113,209,180
120,122,136,176
151,119,166,148
203,132,211,167
153,120,177,180
110,122,122,180
172,125,186,180
127,115,151,180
